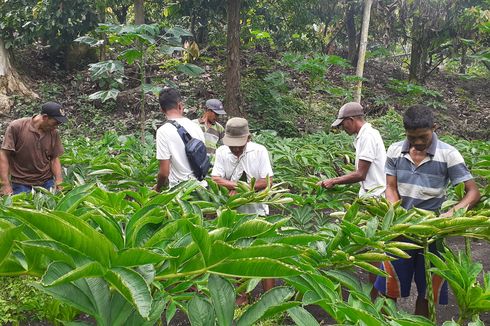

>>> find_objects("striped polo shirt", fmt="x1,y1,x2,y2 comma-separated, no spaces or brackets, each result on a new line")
193,119,225,155
385,133,473,212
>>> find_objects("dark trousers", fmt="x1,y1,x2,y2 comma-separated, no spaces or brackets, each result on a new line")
12,179,55,194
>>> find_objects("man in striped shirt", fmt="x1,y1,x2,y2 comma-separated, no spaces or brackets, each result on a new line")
374,105,480,317
193,99,226,161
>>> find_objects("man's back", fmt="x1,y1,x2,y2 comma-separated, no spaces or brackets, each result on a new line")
355,123,386,197
156,117,205,187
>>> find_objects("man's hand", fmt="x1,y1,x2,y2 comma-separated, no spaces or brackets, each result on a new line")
439,210,453,218
1,184,13,195
317,179,336,189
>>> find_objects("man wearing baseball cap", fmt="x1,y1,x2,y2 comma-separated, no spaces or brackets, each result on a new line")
0,101,67,195
193,98,226,159
211,116,275,299
318,102,387,299
318,102,386,197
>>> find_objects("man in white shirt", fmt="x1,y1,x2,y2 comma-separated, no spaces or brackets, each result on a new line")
211,117,273,216
317,102,386,197
211,117,275,296
155,88,206,191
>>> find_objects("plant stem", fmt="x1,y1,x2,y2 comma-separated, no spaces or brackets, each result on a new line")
465,237,472,260
423,239,436,323
140,42,146,143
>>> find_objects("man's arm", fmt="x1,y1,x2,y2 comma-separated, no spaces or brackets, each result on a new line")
441,179,481,217
385,175,400,203
318,159,371,188
0,149,13,195
50,157,63,190
155,159,170,192
211,176,237,191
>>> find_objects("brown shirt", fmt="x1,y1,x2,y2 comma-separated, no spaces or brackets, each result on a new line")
1,117,64,185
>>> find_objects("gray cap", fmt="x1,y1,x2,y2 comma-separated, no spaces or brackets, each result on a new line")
331,102,364,127
223,117,249,147
206,99,226,115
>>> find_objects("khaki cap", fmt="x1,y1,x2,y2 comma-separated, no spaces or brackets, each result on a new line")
223,117,249,147
331,102,364,127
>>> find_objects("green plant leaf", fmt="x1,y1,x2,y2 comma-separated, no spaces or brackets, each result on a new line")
211,258,300,278
89,90,120,102
236,287,294,326
208,274,235,326
188,295,215,326
287,306,320,326
105,267,152,319
176,63,205,76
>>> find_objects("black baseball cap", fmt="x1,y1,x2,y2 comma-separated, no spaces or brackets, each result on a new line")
41,102,68,123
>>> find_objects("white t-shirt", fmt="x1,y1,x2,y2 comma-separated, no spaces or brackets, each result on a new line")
354,123,387,197
212,142,273,215
156,117,206,188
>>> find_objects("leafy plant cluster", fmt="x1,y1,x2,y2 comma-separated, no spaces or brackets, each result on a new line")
0,127,489,325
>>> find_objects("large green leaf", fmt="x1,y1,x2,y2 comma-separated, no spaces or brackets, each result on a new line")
105,267,152,318
189,223,212,266
55,184,94,213
0,226,23,265
176,63,205,76
188,295,215,326
208,275,235,326
236,287,295,326
113,248,170,267
211,258,300,278
42,261,105,287
89,90,120,102
9,208,116,265
227,219,275,241
287,306,320,326
38,262,110,325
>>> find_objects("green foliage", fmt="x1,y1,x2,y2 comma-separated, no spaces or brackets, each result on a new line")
387,79,443,107
428,249,490,324
0,276,78,325
0,0,98,51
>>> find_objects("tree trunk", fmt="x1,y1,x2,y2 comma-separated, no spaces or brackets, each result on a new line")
346,2,358,64
408,0,430,82
0,40,38,113
134,0,145,25
224,0,242,117
353,0,373,103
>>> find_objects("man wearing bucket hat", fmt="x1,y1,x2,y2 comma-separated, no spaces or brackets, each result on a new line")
193,98,226,158
211,117,273,216
211,117,275,298
317,102,387,197
0,102,67,195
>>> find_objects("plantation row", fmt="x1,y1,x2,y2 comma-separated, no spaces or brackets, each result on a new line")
0,112,489,325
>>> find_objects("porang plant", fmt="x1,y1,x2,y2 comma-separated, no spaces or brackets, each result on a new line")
0,130,489,325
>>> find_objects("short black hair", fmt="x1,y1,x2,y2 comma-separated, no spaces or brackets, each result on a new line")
403,105,434,130
159,87,181,112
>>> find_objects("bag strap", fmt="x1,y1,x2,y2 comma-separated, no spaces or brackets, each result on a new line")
167,120,192,143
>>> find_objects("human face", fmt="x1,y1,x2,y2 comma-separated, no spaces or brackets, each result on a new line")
340,117,355,135
40,116,61,131
406,127,434,152
229,143,247,157
205,110,217,124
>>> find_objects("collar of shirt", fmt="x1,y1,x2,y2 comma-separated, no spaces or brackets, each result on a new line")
355,122,371,141
401,132,438,156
